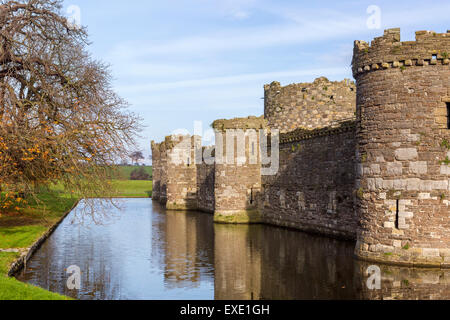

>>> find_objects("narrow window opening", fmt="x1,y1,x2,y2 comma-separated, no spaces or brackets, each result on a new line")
250,188,254,205
395,199,400,229
187,157,191,167
447,102,450,129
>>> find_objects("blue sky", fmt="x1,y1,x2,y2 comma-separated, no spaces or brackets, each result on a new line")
62,0,450,163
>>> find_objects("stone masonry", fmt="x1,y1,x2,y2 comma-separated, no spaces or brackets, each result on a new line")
152,28,450,268
262,121,357,240
264,77,356,133
212,116,267,224
353,28,450,268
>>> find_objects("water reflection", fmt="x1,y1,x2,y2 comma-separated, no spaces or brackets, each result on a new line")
214,224,359,300
16,199,450,300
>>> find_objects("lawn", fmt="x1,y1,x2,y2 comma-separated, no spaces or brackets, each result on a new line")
0,191,77,300
112,165,152,180
111,180,153,198
0,177,153,300
0,252,68,300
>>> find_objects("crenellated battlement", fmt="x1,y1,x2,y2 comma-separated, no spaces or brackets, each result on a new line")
212,116,267,132
353,28,450,77
264,77,356,133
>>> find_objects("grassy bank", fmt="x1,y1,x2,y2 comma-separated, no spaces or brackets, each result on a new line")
111,165,152,180
111,180,153,198
0,192,77,300
0,178,153,300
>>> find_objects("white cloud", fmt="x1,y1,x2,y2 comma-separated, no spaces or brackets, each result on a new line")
117,67,349,93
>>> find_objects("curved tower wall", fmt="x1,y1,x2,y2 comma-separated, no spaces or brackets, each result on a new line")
353,28,450,267
264,77,356,133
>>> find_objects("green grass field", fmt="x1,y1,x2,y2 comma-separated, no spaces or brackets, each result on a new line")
113,166,152,180
111,180,153,198
0,252,69,300
0,170,153,300
0,191,78,300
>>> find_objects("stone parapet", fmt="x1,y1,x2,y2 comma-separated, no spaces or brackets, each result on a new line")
353,28,450,77
212,116,267,132
264,77,356,133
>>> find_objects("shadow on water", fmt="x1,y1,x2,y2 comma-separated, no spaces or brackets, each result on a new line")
16,199,450,300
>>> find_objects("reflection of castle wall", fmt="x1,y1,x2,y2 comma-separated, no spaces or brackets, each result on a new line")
214,224,359,300
262,124,357,240
164,211,215,288
214,224,262,300
164,211,199,286
259,226,358,300
356,261,450,300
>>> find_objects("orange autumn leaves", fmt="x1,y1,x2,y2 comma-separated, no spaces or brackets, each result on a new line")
0,0,141,213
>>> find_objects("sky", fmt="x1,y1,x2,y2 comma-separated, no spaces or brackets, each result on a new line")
61,0,450,164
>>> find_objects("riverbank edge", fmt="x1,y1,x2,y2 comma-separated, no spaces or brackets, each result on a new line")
7,199,81,277
7,195,154,278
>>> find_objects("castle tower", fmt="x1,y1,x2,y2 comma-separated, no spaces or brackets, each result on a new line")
152,135,200,210
151,140,168,204
212,116,267,224
151,141,161,201
353,28,450,267
165,134,200,211
264,77,356,133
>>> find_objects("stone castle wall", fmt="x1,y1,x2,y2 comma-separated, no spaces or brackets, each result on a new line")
212,116,267,224
151,135,198,209
261,122,358,240
197,148,215,213
264,77,356,133
152,28,450,268
151,140,168,203
151,141,161,201
353,28,450,267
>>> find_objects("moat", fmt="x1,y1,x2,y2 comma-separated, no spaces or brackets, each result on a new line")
16,199,450,300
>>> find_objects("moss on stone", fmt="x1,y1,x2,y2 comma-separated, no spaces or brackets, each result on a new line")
214,210,262,224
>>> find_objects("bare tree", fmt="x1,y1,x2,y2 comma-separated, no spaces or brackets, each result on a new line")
0,0,141,212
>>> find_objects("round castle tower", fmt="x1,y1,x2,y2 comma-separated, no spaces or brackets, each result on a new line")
353,28,450,267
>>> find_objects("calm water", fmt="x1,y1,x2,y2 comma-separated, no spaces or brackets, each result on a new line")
17,199,450,300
